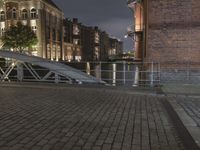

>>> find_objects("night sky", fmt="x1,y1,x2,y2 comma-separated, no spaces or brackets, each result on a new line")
52,0,133,52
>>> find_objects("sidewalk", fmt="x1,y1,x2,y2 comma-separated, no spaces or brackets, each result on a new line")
162,83,200,96
162,83,200,148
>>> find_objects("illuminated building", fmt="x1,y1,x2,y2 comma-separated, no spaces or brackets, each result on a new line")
0,0,64,61
63,18,81,62
0,0,123,62
64,18,122,61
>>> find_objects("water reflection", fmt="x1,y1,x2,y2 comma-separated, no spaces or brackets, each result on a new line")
86,62,90,75
89,62,138,86
133,66,139,86
112,63,116,86
67,62,140,86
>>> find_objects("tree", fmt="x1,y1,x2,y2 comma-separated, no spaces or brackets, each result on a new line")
2,22,38,52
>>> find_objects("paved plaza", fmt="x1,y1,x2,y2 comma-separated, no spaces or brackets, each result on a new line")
0,84,185,150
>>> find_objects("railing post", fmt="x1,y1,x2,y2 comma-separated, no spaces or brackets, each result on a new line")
158,63,161,85
55,73,59,83
187,62,190,81
133,65,139,87
150,61,154,86
17,62,23,82
99,61,102,81
123,61,126,85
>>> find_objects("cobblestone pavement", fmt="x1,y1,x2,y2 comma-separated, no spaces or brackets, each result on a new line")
0,85,184,150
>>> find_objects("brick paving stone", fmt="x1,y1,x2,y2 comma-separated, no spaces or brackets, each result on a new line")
0,86,185,150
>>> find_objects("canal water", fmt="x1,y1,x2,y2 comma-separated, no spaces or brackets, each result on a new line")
64,62,139,86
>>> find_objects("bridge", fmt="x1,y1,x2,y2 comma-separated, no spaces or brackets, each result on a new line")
0,50,105,84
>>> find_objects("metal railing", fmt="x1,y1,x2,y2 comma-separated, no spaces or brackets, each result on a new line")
160,62,200,84
0,59,161,87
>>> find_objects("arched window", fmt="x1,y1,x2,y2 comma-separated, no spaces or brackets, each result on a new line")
12,8,17,19
30,8,37,19
22,9,28,19
0,11,5,21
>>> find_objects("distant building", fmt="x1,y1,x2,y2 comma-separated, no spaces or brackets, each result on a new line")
0,0,123,62
109,38,123,57
63,18,81,62
0,0,64,60
99,31,110,61
80,25,97,61
64,18,123,62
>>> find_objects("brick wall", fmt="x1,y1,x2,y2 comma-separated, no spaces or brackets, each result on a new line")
146,0,200,68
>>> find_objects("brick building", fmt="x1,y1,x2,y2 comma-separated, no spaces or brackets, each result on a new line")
109,38,123,57
0,0,123,62
63,18,123,62
63,18,81,62
0,0,64,60
128,0,200,82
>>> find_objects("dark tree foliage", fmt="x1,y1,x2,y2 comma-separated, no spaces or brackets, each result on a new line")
2,22,38,52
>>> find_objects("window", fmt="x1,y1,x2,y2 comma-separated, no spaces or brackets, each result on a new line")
46,27,50,39
30,8,37,19
73,25,79,35
12,8,17,19
53,28,56,40
0,11,5,21
1,28,5,36
73,39,79,45
31,26,37,33
22,9,28,19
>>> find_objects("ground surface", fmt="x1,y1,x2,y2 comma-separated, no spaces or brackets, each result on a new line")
0,85,185,150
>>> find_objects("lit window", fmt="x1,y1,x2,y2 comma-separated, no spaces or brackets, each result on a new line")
75,56,81,62
0,11,5,21
31,26,37,33
73,25,79,35
1,28,5,36
12,8,17,19
30,8,37,19
73,39,79,45
22,9,28,19
95,32,100,43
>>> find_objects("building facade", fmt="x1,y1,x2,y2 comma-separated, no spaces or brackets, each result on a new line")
0,0,64,61
127,0,200,65
63,18,123,62
109,38,123,57
63,18,81,62
0,0,123,62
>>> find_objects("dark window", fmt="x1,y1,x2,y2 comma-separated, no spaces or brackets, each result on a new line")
22,9,28,19
53,28,56,41
30,8,37,19
12,8,16,19
0,11,5,21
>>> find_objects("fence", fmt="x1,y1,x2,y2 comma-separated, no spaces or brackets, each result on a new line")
160,62,200,84
0,59,161,87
